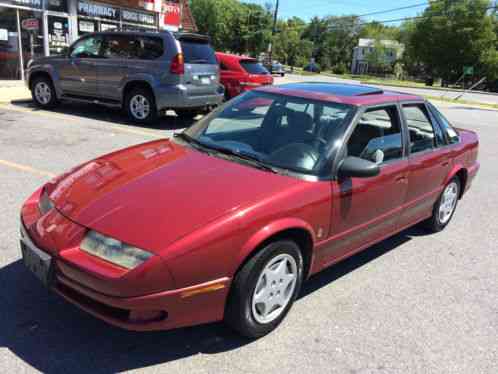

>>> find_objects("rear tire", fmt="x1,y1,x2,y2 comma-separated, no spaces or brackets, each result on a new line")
125,87,158,125
225,240,304,338
31,76,59,109
423,177,460,232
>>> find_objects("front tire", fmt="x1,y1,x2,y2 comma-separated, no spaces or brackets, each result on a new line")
225,240,304,338
125,87,157,124
423,177,460,232
31,76,58,109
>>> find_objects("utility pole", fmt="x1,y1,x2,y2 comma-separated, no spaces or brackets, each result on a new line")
268,0,279,70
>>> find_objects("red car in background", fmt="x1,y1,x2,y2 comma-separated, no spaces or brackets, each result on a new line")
216,52,273,99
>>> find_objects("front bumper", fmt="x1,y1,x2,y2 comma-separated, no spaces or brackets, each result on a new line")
53,272,231,331
155,83,224,111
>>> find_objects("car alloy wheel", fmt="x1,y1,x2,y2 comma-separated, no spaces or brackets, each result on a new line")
34,82,52,105
439,181,459,224
251,253,298,324
129,94,150,120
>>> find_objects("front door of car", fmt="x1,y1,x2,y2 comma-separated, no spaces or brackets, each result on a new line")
397,103,452,228
319,105,409,267
59,35,103,97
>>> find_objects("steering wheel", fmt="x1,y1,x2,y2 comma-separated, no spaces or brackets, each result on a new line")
268,143,319,171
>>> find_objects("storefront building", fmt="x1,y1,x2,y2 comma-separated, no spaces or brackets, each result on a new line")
0,0,197,80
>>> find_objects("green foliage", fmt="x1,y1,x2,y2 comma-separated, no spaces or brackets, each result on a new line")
406,0,497,82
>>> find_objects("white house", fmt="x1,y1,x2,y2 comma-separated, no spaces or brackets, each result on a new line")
351,38,404,75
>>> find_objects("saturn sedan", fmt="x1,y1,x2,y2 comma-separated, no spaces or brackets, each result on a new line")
20,83,479,338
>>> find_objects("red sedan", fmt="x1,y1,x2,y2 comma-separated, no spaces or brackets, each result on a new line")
216,52,273,99
20,83,479,338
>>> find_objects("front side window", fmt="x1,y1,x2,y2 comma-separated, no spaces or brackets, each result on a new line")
347,106,403,164
402,104,436,154
70,36,103,58
101,35,135,59
183,91,354,174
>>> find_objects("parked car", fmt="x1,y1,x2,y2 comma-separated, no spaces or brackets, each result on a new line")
20,83,479,338
26,31,224,123
303,62,321,73
265,61,285,76
216,52,273,99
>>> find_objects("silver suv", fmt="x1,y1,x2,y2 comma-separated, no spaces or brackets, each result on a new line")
26,31,224,124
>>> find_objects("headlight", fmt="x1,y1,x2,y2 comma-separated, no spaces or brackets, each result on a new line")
80,230,153,270
38,188,54,215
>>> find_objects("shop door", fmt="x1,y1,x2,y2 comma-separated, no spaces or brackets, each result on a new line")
0,7,20,80
19,10,45,63
47,15,70,56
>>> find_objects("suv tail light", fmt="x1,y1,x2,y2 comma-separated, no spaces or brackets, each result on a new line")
170,53,185,75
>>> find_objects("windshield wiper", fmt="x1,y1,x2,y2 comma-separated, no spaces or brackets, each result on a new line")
205,144,281,174
173,132,213,154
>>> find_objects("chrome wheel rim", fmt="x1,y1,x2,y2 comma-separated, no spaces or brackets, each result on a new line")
130,95,150,120
251,253,298,324
34,82,51,105
439,182,458,224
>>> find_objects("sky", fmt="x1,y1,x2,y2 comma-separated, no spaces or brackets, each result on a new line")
243,0,429,23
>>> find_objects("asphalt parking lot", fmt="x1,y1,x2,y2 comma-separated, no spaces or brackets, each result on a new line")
0,82,497,373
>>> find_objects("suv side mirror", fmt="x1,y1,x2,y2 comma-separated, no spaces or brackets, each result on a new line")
338,156,380,179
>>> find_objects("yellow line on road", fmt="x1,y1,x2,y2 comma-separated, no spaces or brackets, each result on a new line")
0,159,55,178
0,103,162,138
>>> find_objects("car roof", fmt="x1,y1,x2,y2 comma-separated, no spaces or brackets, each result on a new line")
215,52,256,62
256,82,422,106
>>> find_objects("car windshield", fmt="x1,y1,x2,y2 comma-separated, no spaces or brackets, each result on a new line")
182,91,354,175
240,60,269,75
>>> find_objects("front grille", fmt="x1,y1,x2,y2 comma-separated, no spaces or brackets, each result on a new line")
56,282,131,322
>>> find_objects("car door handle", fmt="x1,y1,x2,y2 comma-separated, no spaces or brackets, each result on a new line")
395,176,407,183
441,161,449,167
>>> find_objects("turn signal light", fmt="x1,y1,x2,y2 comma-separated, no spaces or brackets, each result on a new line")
170,53,185,75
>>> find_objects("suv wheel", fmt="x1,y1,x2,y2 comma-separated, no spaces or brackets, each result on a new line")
225,240,304,338
31,76,58,109
125,88,157,124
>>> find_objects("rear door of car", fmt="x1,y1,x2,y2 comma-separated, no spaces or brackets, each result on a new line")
397,101,452,228
322,104,410,267
96,33,132,102
177,34,219,95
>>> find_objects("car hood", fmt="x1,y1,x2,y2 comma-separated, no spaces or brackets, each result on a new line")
46,139,301,253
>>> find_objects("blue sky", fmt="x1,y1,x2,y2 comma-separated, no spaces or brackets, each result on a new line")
243,0,429,22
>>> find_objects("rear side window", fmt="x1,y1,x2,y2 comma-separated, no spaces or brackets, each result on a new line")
402,104,436,154
240,60,269,75
102,35,135,59
427,103,460,144
180,40,217,64
102,35,163,60
347,106,403,164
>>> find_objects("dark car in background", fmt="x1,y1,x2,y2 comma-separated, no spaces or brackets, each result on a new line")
26,31,224,124
303,62,321,73
216,52,273,99
265,61,285,76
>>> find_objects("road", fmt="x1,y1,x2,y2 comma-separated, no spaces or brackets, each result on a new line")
282,73,498,105
0,84,496,373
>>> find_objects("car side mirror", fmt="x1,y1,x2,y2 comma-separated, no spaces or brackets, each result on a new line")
338,156,380,179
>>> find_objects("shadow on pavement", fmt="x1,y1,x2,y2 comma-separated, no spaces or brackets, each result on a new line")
10,100,197,131
0,226,425,373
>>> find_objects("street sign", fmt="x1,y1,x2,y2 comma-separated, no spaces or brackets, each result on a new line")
463,66,474,76
21,18,39,31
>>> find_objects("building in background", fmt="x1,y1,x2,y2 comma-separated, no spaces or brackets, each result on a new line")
0,0,197,80
351,38,404,75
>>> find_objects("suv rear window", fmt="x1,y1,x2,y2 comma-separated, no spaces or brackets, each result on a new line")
240,60,269,75
180,40,217,64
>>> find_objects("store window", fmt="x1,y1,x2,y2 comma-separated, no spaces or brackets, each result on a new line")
19,10,44,64
0,7,20,79
48,15,70,55
47,0,68,13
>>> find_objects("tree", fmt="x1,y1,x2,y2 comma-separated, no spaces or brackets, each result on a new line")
273,18,312,67
406,0,497,83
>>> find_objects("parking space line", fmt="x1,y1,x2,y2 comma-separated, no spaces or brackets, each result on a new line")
0,103,163,139
0,159,55,178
